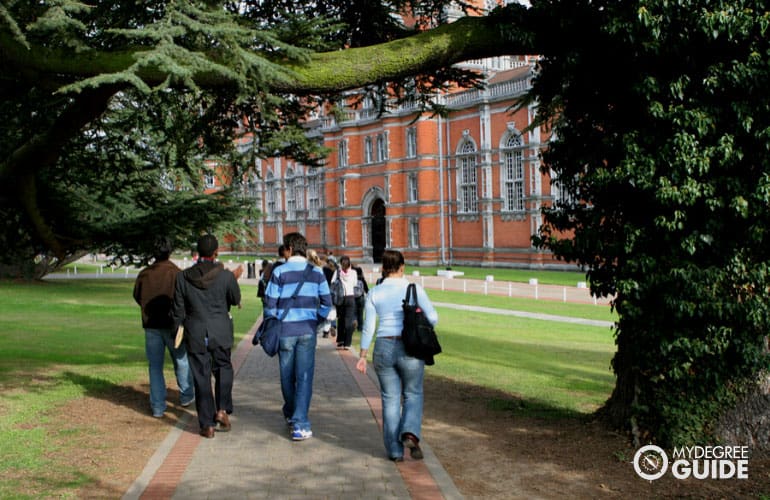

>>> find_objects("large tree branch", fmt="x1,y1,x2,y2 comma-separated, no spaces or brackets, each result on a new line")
2,85,120,256
0,85,121,182
0,12,534,95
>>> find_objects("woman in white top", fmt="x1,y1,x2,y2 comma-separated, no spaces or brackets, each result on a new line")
356,249,438,461
331,256,359,349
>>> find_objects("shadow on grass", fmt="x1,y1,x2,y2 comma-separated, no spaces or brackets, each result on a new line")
425,371,592,421
60,370,187,421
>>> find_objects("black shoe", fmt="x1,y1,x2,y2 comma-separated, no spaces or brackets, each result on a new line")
401,432,423,460
389,456,404,462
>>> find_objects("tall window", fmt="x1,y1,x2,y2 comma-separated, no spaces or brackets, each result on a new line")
364,137,373,164
502,133,525,212
408,219,419,248
340,221,347,247
551,169,576,209
244,175,259,199
265,172,276,220
307,172,320,220
457,139,478,213
376,133,388,162
338,139,348,168
339,179,346,205
285,168,296,220
408,173,418,203
294,166,305,212
406,127,417,158
204,173,216,189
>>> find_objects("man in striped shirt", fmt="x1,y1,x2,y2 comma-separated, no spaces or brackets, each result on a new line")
264,232,332,441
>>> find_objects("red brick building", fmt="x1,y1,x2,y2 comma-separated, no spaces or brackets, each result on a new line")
244,54,569,269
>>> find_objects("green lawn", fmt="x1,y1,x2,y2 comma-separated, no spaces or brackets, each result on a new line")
63,258,591,288
421,308,615,415
408,264,588,286
0,280,260,499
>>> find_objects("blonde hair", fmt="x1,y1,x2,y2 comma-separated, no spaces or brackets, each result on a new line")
307,249,323,267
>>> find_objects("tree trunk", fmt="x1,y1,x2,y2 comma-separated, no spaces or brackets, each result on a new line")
598,334,643,447
715,372,770,451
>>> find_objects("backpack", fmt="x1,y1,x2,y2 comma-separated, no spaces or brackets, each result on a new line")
354,279,365,298
330,275,346,306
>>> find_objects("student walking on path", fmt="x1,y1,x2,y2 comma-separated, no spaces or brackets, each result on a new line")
331,255,359,350
172,234,242,438
356,249,438,461
133,236,195,418
263,232,332,440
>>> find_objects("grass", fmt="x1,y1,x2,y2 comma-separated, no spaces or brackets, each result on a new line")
63,257,591,288
407,264,588,286
426,289,616,322
0,277,616,496
421,307,615,416
0,280,260,499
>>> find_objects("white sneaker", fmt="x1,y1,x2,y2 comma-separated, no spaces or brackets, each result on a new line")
291,428,313,441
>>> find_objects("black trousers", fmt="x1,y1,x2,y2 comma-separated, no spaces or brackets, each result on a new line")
188,346,233,429
355,294,366,331
336,296,357,347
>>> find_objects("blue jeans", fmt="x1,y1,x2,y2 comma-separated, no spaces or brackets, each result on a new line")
278,333,317,431
145,328,194,415
373,338,425,459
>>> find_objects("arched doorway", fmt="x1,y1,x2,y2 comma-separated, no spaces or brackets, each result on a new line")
371,198,386,263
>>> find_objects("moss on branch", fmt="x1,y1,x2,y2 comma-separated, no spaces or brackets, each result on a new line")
1,15,531,95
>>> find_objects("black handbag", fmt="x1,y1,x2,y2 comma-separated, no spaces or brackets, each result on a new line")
401,283,441,365
253,264,313,356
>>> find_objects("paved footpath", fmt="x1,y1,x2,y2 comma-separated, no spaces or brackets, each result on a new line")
123,325,463,500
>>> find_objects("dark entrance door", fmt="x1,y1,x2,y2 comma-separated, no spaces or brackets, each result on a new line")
371,199,386,263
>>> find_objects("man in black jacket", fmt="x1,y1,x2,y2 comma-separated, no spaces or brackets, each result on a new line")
172,234,242,438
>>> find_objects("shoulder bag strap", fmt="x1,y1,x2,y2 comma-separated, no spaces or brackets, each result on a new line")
278,264,313,321
404,283,417,306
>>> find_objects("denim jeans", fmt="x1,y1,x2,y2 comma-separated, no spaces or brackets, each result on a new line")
144,328,194,416
373,338,425,459
278,333,317,431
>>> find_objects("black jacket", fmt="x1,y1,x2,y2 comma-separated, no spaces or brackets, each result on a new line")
172,261,241,353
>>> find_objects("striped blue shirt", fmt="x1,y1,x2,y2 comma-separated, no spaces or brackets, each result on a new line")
264,256,332,337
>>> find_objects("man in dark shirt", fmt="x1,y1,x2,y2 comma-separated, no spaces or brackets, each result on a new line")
133,237,195,418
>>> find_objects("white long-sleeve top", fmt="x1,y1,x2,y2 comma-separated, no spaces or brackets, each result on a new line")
360,277,438,350
332,267,359,297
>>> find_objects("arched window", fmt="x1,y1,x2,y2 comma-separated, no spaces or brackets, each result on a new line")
502,133,525,212
457,138,478,213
